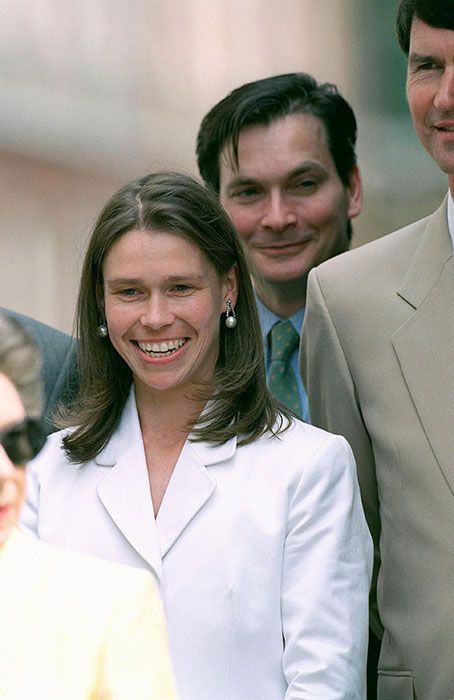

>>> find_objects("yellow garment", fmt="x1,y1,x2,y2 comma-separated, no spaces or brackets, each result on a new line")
0,529,177,700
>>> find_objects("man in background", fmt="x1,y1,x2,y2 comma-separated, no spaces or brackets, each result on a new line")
301,1,454,697
196,73,362,420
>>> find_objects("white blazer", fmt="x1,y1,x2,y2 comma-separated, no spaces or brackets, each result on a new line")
22,391,372,700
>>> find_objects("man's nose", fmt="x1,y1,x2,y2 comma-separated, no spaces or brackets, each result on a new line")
261,192,298,231
434,66,454,111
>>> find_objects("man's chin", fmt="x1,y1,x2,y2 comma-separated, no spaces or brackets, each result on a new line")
252,271,309,295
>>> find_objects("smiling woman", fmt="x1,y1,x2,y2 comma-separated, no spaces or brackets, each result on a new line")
103,228,237,403
22,171,373,700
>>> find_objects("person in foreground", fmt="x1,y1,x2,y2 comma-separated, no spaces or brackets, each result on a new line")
0,311,177,700
301,0,454,697
22,171,372,700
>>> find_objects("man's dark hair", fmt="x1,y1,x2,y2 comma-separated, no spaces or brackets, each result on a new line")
396,0,454,55
196,72,358,194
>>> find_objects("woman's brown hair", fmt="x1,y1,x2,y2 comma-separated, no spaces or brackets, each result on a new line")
61,171,289,463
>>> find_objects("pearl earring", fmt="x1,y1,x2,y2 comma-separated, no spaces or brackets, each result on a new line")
97,310,108,338
225,299,237,329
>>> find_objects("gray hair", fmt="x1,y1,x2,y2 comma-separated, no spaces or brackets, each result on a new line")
0,311,43,417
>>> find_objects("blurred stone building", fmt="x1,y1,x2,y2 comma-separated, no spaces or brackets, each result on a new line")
0,0,446,332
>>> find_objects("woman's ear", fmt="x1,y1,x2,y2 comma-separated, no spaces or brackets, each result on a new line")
222,264,239,307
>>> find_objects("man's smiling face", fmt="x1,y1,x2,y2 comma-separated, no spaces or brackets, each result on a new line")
406,18,454,187
219,113,362,303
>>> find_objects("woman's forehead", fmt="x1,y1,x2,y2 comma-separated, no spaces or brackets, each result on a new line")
103,228,214,274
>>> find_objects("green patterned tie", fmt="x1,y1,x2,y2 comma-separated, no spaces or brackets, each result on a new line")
267,320,301,416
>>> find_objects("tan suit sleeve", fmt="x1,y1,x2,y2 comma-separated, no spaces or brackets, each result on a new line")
96,572,178,699
300,267,382,637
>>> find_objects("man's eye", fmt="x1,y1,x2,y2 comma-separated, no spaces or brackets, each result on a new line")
120,288,138,297
233,187,260,199
173,284,192,293
298,180,316,188
415,61,437,72
292,179,317,192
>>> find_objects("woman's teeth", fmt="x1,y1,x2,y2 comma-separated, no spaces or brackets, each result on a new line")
137,339,185,357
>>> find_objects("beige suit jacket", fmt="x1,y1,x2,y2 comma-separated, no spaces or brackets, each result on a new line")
0,529,177,700
301,198,454,700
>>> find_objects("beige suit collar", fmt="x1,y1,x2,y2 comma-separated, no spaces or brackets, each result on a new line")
94,391,237,577
397,197,452,309
392,198,454,496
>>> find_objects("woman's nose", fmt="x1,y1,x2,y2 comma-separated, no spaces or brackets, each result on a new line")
140,296,175,328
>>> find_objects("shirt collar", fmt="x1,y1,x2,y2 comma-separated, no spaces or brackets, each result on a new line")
447,190,454,252
254,293,305,342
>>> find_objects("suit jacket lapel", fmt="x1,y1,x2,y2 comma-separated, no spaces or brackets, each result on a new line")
397,198,452,309
157,438,237,558
96,392,163,581
95,391,238,568
392,199,454,494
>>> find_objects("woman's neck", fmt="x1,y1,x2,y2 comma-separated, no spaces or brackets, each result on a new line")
134,382,206,447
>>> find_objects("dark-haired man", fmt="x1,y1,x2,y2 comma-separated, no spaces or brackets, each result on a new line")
197,73,362,420
301,1,454,697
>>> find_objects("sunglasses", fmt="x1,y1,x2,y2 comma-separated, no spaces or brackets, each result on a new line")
0,417,47,466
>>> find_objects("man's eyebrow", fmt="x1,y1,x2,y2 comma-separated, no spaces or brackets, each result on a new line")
287,162,327,177
408,52,437,67
225,162,327,191
224,175,258,190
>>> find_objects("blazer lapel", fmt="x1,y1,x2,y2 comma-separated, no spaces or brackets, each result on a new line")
396,198,452,310
392,199,454,494
157,438,237,558
96,393,163,581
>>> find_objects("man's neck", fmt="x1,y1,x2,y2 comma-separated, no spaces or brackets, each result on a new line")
254,278,306,319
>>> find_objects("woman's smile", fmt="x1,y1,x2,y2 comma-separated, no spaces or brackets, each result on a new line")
135,338,187,360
